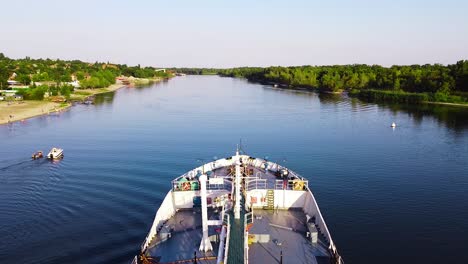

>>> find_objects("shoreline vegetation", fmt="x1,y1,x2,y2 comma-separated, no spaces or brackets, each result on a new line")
0,77,163,125
173,62,468,106
0,53,172,125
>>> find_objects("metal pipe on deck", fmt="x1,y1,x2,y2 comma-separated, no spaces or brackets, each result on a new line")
199,174,213,252
216,226,227,264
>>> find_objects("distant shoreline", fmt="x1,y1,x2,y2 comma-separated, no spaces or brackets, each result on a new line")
0,77,163,126
244,77,468,108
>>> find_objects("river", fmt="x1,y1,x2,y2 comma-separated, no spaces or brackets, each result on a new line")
1,76,467,264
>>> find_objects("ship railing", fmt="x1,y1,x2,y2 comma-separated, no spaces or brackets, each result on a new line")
245,178,267,191
286,168,310,183
181,159,233,179
141,191,176,251
208,178,232,191
171,179,200,191
274,180,283,190
244,212,253,264
171,178,232,192
274,179,309,190
219,213,231,264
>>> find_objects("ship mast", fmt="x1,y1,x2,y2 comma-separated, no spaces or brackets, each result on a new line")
234,146,242,219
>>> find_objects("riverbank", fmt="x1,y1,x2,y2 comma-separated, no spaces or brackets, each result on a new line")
350,89,468,106
257,82,468,107
425,101,468,107
69,83,127,101
69,77,162,101
0,101,71,125
0,77,165,125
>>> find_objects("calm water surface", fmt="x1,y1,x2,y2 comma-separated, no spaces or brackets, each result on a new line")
1,76,467,264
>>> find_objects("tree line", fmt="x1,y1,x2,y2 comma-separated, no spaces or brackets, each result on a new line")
176,62,468,104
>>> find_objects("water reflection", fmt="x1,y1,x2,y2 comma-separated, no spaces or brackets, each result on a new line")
317,92,344,104
133,79,170,93
375,102,468,133
94,91,115,105
314,91,468,132
265,86,468,133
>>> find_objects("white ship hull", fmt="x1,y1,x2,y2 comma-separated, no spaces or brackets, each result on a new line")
134,150,343,264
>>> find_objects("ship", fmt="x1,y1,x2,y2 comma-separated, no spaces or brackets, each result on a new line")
133,147,343,264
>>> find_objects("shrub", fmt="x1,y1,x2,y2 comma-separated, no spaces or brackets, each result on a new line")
357,89,429,104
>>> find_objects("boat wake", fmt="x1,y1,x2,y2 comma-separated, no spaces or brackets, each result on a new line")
0,159,43,172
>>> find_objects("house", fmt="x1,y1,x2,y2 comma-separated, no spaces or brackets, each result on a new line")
67,80,80,88
10,85,29,89
0,90,17,97
7,80,29,89
7,80,20,86
0,90,22,100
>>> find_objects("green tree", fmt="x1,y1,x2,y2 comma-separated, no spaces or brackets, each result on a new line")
16,74,31,85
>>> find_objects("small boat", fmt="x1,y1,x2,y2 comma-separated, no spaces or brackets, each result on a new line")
391,122,397,128
32,151,43,160
47,148,64,159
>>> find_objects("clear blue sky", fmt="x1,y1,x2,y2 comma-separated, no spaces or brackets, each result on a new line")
1,0,467,67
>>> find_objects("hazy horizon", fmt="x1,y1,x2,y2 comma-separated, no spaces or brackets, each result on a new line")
2,0,467,68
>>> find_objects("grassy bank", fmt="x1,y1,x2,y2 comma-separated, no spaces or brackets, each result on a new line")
350,89,468,106
69,77,162,101
69,83,126,101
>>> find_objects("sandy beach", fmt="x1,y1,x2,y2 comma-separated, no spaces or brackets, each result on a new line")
0,101,69,125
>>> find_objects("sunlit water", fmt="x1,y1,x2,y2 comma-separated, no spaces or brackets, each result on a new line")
1,76,467,264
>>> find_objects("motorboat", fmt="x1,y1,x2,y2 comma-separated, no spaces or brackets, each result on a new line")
32,151,43,160
47,148,63,159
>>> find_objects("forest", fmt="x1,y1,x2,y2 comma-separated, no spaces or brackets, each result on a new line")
178,61,468,104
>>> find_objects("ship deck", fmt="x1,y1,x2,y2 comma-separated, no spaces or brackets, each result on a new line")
144,160,330,264
146,209,223,264
248,209,331,264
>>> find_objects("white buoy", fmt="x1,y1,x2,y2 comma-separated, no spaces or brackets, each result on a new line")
391,122,396,128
